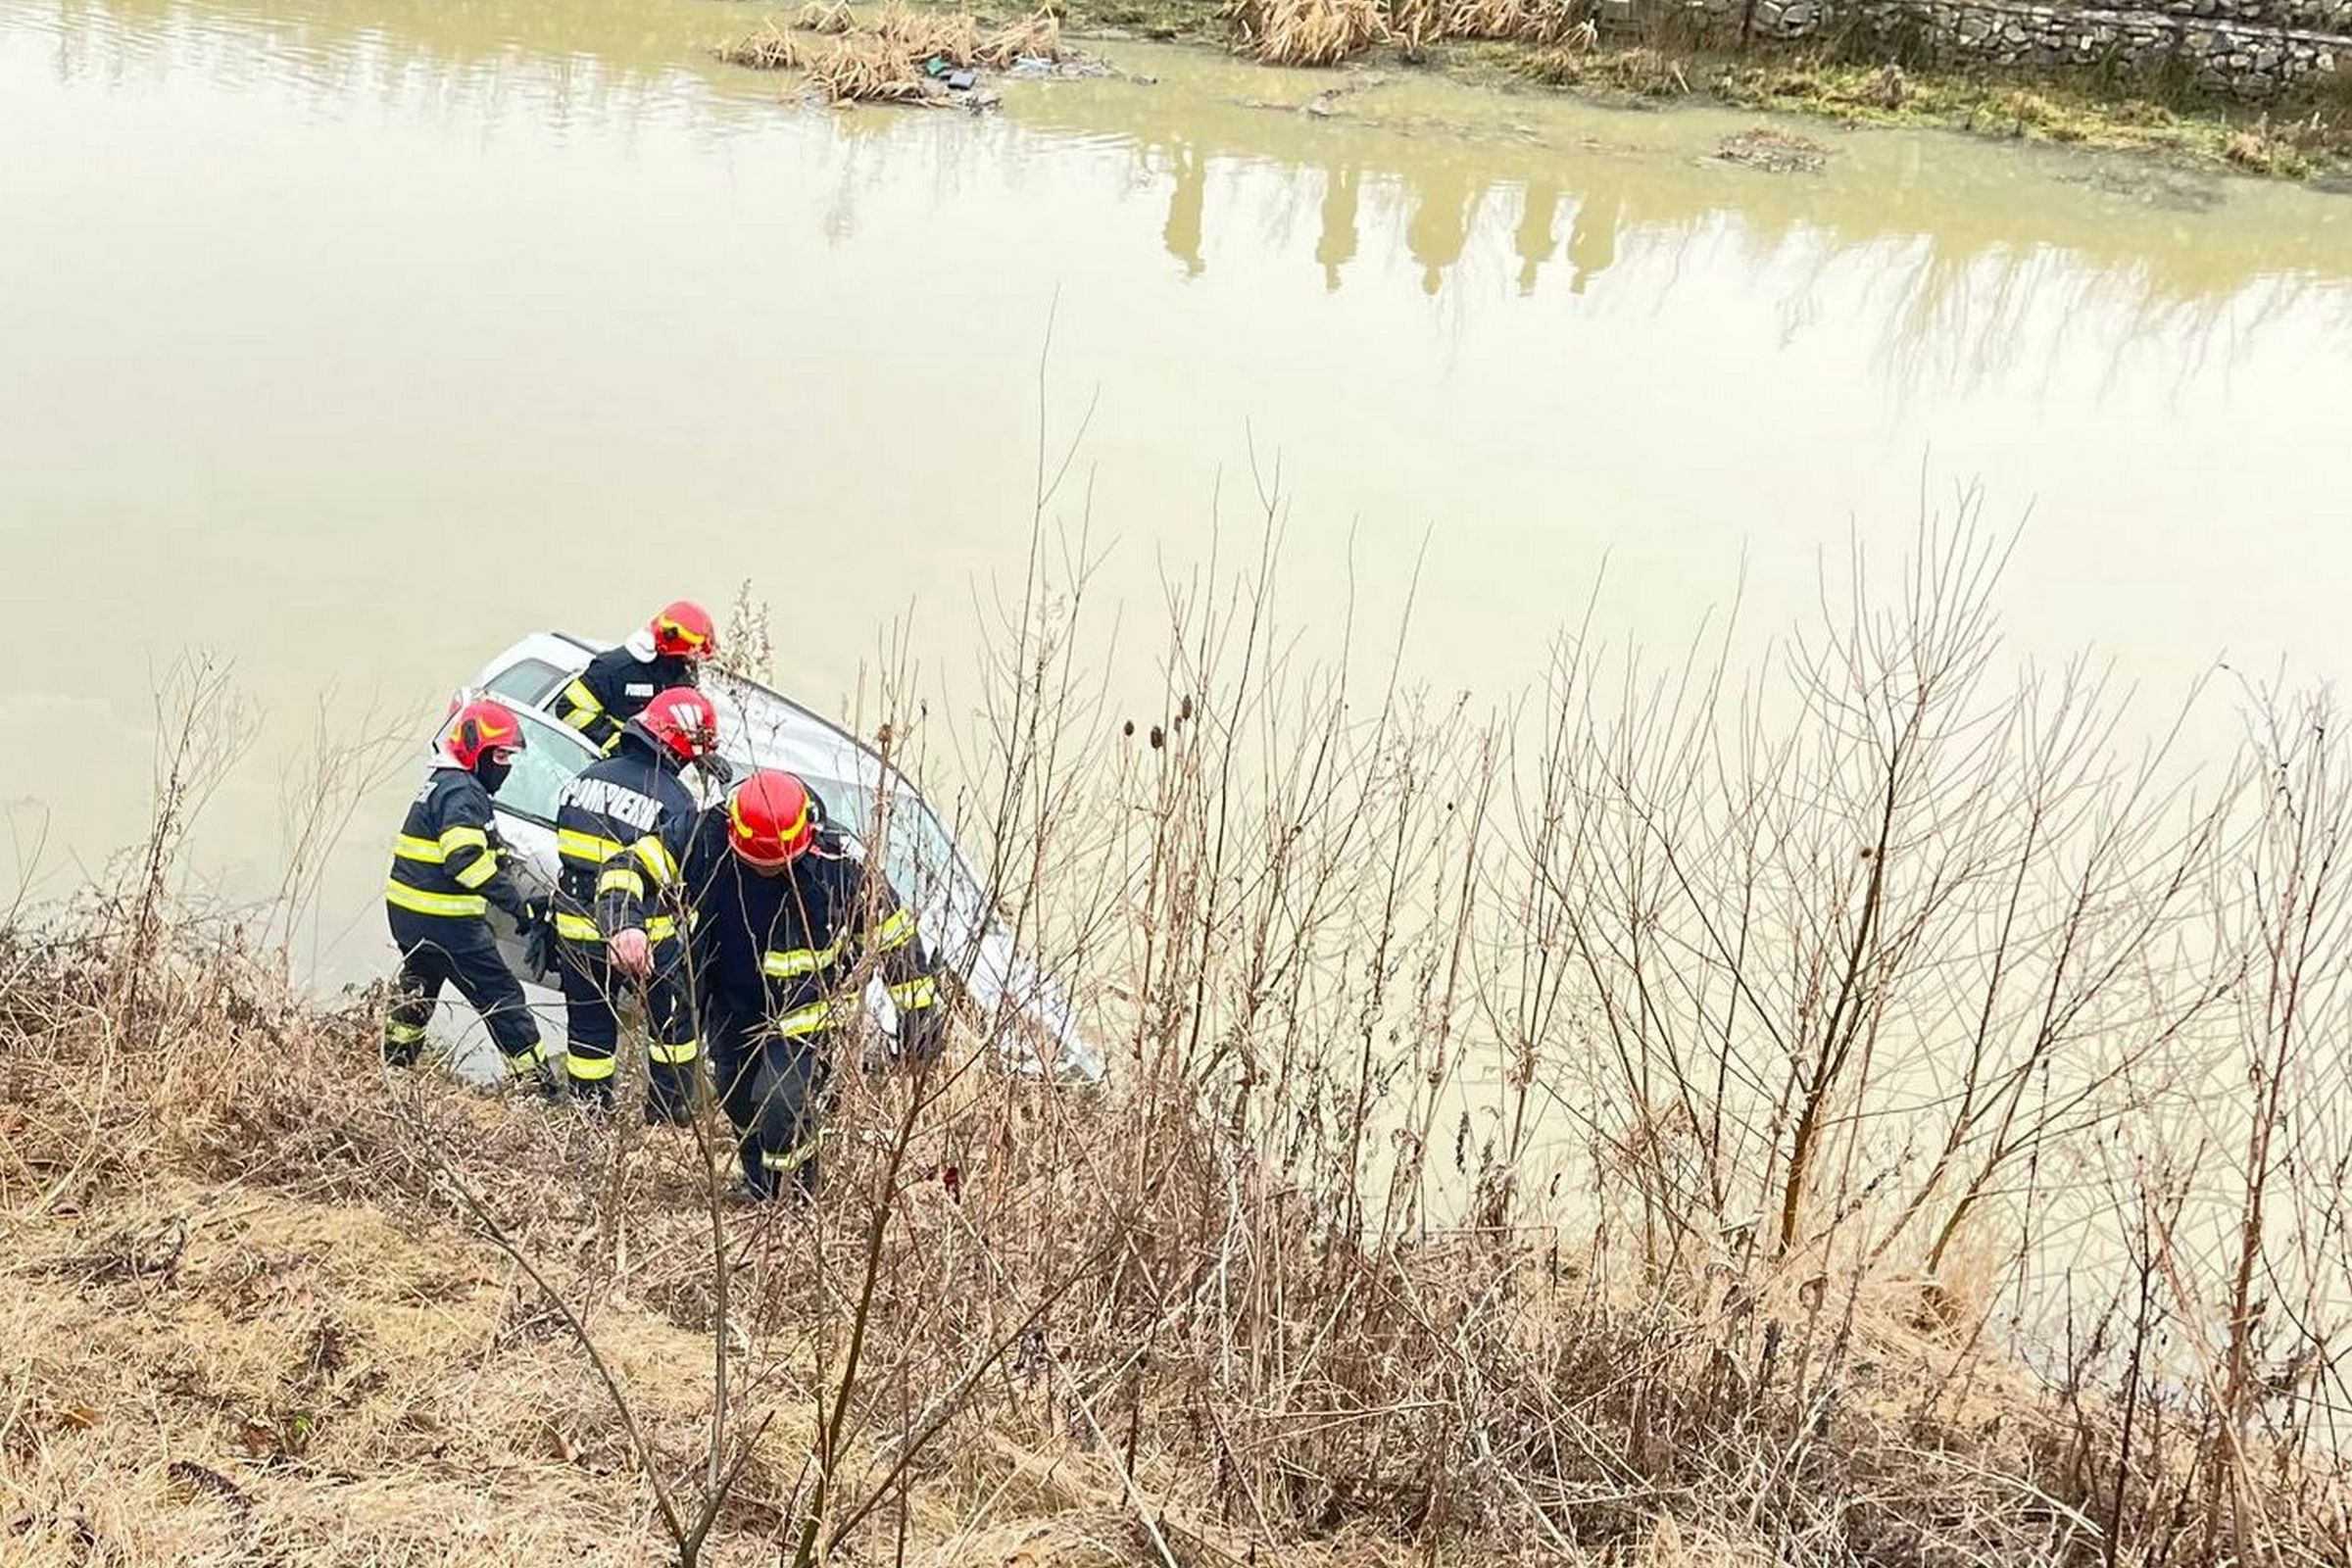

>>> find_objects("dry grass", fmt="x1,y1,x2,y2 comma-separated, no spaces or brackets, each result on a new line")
978,9,1065,66
0,852,2225,1567
713,21,805,71
1227,0,1390,66
793,0,857,32
715,5,1064,104
805,32,935,102
1442,0,1581,44
1521,40,1690,94
873,1,982,66
15,517,2352,1565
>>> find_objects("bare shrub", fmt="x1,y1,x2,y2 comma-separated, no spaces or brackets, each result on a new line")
9,499,2352,1566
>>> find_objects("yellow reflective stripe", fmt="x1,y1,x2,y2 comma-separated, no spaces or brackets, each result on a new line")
873,907,916,952
886,976,939,1010
597,866,646,899
385,880,487,917
559,828,625,865
647,1038,700,1065
452,851,501,889
393,833,447,863
384,1020,427,1043
506,1040,552,1074
760,1138,819,1173
773,1002,836,1038
437,825,489,855
633,836,678,885
560,678,604,721
760,941,843,979
565,1051,617,1083
556,911,677,943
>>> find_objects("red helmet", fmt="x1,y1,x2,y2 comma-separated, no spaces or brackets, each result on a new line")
651,600,717,662
633,686,720,763
443,698,526,772
726,769,815,868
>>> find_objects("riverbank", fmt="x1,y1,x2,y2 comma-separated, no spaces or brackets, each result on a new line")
933,0,2352,177
14,616,2352,1568
0,909,2311,1567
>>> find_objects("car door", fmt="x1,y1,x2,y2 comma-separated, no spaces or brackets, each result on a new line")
484,704,599,983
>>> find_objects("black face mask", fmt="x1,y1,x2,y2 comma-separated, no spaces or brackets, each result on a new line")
477,756,514,796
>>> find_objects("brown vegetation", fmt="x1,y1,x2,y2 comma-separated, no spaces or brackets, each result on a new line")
9,500,2352,1565
1225,0,1389,66
716,5,1067,103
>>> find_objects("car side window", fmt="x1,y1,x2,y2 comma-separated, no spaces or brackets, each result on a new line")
493,709,596,826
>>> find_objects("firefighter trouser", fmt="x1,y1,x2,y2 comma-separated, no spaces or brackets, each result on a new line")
555,936,701,1121
383,914,544,1072
711,1010,834,1200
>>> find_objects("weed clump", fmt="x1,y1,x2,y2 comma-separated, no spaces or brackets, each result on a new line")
794,0,856,32
713,20,804,70
1521,40,1690,94
716,4,1067,103
1227,0,1390,66
806,30,934,100
979,8,1066,65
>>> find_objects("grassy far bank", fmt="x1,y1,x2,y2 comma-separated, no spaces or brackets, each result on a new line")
745,0,2352,178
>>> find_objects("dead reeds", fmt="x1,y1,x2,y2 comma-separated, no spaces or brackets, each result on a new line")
713,20,805,71
804,32,932,102
794,0,856,32
1226,0,1389,66
978,9,1064,66
716,5,1065,104
1442,0,1584,44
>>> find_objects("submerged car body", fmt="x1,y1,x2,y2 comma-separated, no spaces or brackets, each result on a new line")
457,633,1102,1083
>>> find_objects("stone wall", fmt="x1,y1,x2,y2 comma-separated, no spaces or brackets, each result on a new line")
1737,0,2348,97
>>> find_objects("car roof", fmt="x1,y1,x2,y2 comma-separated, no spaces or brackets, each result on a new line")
475,630,957,853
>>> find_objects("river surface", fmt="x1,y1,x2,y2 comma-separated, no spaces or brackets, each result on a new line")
5,0,2351,984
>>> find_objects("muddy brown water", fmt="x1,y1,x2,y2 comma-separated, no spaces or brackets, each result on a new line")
5,0,2351,992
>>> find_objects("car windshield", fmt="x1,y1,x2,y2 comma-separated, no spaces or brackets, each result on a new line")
802,774,976,919
490,707,595,825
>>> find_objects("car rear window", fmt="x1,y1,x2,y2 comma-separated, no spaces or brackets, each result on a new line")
485,658,570,710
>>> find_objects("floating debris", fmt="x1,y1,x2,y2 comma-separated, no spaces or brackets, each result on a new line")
714,6,1073,106
1714,125,1831,173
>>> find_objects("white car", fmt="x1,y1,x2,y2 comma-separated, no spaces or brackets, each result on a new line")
456,632,1103,1084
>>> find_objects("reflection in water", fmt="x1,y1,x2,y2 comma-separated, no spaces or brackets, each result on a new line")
1163,139,1206,276
1404,157,1482,297
1317,163,1359,291
1513,178,1562,296
28,0,2352,381
1565,178,1625,295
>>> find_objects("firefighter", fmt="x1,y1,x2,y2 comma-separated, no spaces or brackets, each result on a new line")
552,600,719,757
382,698,550,1082
678,768,945,1200
552,685,720,1119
